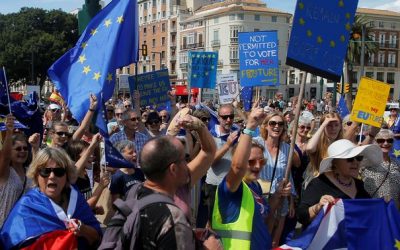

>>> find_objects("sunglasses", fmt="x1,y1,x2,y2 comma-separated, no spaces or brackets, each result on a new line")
268,121,284,127
38,167,66,178
130,117,139,122
13,146,28,152
55,131,71,137
219,114,234,120
299,125,311,130
201,117,210,122
160,115,168,118
147,120,160,125
248,158,266,167
125,105,132,108
346,155,364,162
51,109,61,112
115,113,123,116
107,109,114,113
376,138,394,144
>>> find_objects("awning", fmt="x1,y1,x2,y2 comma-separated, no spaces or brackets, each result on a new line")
173,85,199,96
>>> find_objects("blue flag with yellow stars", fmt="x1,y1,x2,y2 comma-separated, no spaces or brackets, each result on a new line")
286,0,359,82
48,0,138,123
188,51,218,89
337,94,349,119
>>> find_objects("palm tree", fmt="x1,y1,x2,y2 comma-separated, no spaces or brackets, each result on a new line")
345,15,379,110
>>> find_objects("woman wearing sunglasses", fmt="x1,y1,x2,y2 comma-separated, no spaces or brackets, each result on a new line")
0,147,101,249
361,129,400,209
297,139,381,227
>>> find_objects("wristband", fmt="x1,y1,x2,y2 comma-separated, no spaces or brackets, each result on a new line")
242,128,256,138
89,108,96,112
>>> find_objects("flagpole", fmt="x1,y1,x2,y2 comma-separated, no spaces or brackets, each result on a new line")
3,67,12,114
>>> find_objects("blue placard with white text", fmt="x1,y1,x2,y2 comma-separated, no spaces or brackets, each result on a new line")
188,51,218,89
238,31,279,87
128,69,171,107
286,0,359,82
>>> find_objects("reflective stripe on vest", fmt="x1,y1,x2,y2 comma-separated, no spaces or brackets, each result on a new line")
212,181,255,250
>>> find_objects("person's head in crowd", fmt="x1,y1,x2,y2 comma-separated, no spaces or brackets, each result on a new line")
140,136,189,190
389,105,399,118
50,121,71,148
146,111,162,134
141,111,149,123
192,108,211,127
260,112,286,141
159,110,169,124
374,129,394,156
233,140,266,183
217,104,234,133
48,104,62,121
106,105,115,121
319,139,381,178
233,116,245,130
296,116,312,139
123,100,132,110
121,109,140,132
283,110,293,124
27,147,77,202
263,106,274,115
115,140,137,165
11,134,30,168
275,92,283,101
67,140,93,168
114,105,124,124
321,112,343,141
178,102,187,110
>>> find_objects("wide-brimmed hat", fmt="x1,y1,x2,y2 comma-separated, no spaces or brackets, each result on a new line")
319,139,382,173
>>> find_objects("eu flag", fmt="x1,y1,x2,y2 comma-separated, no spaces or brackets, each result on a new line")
241,86,253,112
337,94,349,119
48,0,139,122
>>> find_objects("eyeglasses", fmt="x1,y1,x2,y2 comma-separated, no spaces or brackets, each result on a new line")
376,138,394,144
201,117,210,122
115,113,123,116
219,114,234,120
107,109,114,113
346,155,364,162
125,105,132,108
268,121,284,127
38,167,66,178
147,120,160,125
51,109,61,112
248,158,266,167
55,131,71,137
299,125,311,130
160,115,168,118
130,117,139,122
13,146,28,152
234,120,244,124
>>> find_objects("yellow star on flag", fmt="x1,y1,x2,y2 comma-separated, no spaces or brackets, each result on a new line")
307,30,313,37
81,42,88,49
90,28,98,36
93,72,102,81
202,54,206,58
197,54,200,58
330,41,336,48
205,72,209,76
345,23,351,31
208,54,212,58
104,19,112,28
78,55,86,64
211,66,215,69
107,73,113,83
193,74,197,78
317,36,323,44
212,54,216,58
299,18,305,25
393,149,400,158
117,16,124,24
298,2,304,10
82,66,91,75
338,0,344,7
340,35,346,42
395,239,400,250
345,13,351,19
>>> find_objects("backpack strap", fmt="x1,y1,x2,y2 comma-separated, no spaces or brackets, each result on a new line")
136,193,175,210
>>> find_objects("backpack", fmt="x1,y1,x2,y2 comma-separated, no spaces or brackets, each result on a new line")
98,183,176,250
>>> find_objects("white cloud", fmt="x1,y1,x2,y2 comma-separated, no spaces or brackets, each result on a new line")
371,0,400,12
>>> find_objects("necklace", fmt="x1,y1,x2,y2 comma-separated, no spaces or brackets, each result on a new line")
335,173,352,187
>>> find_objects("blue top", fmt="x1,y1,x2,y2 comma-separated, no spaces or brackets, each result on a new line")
217,177,271,249
109,168,145,198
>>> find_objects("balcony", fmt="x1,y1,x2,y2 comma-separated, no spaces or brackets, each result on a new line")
389,43,397,48
170,41,176,48
230,37,238,44
388,63,396,67
211,40,220,47
170,55,176,61
230,58,239,64
366,62,374,66
218,60,223,67
180,62,188,70
181,42,204,50
377,62,385,67
170,26,177,34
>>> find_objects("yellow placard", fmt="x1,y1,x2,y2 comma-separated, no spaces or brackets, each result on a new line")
350,77,390,127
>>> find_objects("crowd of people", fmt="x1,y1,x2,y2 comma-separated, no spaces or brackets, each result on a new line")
0,90,399,249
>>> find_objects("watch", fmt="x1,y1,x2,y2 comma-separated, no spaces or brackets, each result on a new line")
242,128,256,137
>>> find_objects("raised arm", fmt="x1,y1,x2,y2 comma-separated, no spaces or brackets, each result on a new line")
306,117,337,154
72,94,98,141
75,133,101,176
0,115,14,180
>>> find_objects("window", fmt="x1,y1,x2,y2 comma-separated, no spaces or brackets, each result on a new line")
152,53,156,61
152,25,156,33
162,0,166,3
214,17,219,24
388,53,396,66
254,28,260,32
179,52,188,63
142,66,147,73
230,26,242,38
152,39,156,47
144,2,147,9
161,51,165,59
369,32,375,41
379,21,384,28
143,27,147,35
389,34,397,47
230,47,238,59
272,16,277,22
377,72,384,81
144,16,147,22
379,33,385,47
162,37,165,46
162,23,166,32
187,33,195,44
368,53,375,64
162,11,166,18
310,75,317,83
387,72,395,84
237,13,244,20
152,0,156,7
152,14,156,20
152,65,156,71
378,52,385,65
369,21,374,27
229,14,235,21
366,72,374,78
391,23,396,29
351,72,357,83
213,29,219,41
254,15,260,21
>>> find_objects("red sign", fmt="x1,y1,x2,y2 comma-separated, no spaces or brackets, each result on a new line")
10,92,23,101
173,85,199,96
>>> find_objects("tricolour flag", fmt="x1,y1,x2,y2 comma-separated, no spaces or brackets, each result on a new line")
276,199,400,250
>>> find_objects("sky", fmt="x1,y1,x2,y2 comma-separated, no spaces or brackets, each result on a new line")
0,0,399,14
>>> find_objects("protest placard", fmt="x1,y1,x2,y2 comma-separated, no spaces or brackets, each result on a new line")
286,0,359,82
350,77,390,127
217,74,239,104
128,69,171,107
238,31,279,87
118,74,130,90
188,51,218,89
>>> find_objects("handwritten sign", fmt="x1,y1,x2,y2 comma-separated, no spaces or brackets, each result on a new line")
128,69,171,107
217,74,239,104
238,31,279,87
350,77,390,127
188,51,218,89
287,0,359,82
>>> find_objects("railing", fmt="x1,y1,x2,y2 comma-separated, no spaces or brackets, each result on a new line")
211,40,220,47
230,37,238,43
230,58,239,64
181,43,204,50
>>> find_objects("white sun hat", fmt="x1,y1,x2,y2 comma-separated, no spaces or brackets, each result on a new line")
319,139,382,173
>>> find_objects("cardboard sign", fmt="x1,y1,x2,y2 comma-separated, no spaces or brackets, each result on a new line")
350,77,390,127
188,51,218,89
238,31,279,87
217,74,239,104
286,0,359,82
128,69,171,107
